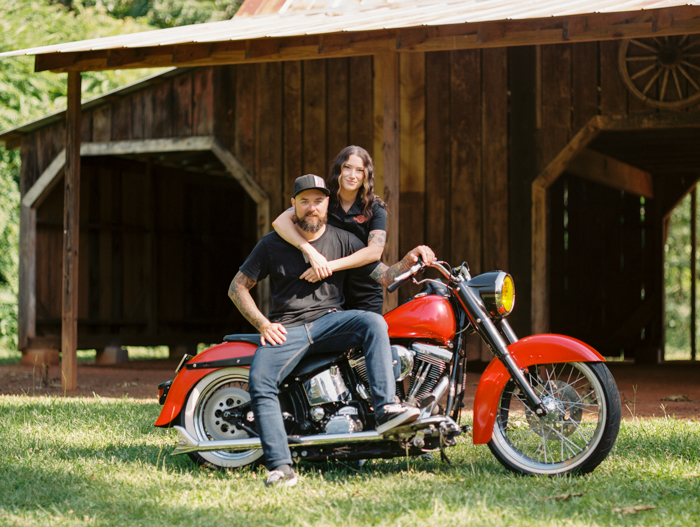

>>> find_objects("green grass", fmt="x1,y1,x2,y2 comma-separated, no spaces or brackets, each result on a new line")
0,396,698,526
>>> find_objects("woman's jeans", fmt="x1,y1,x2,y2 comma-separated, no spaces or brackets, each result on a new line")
249,310,395,470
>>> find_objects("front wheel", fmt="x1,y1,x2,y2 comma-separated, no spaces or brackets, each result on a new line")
181,367,264,470
488,362,621,475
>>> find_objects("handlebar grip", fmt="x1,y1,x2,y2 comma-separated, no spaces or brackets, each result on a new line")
387,275,411,293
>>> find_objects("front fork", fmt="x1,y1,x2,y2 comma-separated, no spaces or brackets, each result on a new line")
456,285,548,417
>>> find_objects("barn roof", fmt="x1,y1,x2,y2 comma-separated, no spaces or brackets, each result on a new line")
1,0,699,73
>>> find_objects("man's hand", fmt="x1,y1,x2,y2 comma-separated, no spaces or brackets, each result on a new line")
259,321,288,346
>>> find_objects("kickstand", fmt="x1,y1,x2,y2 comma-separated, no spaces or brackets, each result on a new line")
440,446,451,464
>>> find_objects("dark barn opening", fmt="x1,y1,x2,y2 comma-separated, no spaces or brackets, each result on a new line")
34,152,257,354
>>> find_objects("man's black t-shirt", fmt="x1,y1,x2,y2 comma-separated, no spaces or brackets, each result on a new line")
328,198,387,314
239,225,379,327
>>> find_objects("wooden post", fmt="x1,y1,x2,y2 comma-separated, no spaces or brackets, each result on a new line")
18,205,36,351
692,187,697,362
62,71,81,392
374,52,400,312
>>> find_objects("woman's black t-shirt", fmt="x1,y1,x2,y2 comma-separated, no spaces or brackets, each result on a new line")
327,197,387,314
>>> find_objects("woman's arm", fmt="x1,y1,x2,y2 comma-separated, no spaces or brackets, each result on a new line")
271,209,332,278
300,230,385,282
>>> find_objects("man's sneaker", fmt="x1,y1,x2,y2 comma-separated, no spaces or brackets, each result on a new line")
265,468,297,488
376,404,420,434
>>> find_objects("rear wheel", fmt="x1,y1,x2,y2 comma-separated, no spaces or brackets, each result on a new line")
488,362,620,475
182,368,263,470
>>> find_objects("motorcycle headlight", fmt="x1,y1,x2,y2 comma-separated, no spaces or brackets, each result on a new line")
467,271,515,318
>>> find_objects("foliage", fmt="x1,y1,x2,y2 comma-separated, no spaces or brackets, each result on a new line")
0,0,232,352
664,192,699,360
53,0,241,28
0,396,699,526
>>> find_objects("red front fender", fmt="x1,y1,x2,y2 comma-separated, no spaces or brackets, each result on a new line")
472,334,605,444
154,340,257,428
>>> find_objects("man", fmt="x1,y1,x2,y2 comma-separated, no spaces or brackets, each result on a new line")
228,174,436,488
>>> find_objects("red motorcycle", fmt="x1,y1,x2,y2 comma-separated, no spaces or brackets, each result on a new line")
155,259,621,476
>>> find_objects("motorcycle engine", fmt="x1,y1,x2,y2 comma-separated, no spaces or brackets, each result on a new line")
324,406,363,434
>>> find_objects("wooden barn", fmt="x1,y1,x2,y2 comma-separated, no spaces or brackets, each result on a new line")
2,0,700,390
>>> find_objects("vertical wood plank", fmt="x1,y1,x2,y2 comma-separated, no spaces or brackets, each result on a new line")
450,49,481,271
99,166,113,324
110,97,132,142
349,56,374,153
172,74,193,137
92,104,111,143
303,59,327,177
508,46,538,337
326,58,349,162
600,40,627,116
131,90,145,140
234,64,257,172
374,52,400,311
539,43,572,171
142,87,155,139
572,42,599,132
193,67,214,136
398,52,426,303
152,82,174,139
284,61,303,200
482,48,509,272
425,51,451,262
213,66,236,153
62,71,81,392
18,205,36,351
373,55,384,194
255,62,284,221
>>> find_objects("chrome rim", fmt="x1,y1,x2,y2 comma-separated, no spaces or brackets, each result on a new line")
491,362,607,474
184,370,263,467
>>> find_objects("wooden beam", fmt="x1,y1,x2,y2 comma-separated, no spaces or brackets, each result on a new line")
21,149,65,208
374,51,400,312
81,136,215,156
566,148,654,198
62,71,81,392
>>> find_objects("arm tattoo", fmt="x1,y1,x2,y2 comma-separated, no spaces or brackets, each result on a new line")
368,231,386,249
228,271,268,331
369,256,414,287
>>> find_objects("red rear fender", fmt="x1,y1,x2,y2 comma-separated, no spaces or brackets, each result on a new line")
154,340,257,428
472,334,605,444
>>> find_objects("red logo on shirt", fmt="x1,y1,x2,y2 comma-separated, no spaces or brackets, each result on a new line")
353,215,368,224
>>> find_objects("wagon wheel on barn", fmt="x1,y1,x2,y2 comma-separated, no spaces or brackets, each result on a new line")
618,35,700,110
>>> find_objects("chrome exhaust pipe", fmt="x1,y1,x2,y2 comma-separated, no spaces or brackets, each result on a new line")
418,376,450,419
171,426,384,456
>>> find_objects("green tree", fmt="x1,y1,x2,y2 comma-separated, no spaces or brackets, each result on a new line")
0,0,157,351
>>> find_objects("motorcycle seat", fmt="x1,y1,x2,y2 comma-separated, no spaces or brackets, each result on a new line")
223,334,261,346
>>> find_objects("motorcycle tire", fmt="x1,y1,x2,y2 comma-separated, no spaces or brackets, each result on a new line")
488,361,621,476
181,367,264,470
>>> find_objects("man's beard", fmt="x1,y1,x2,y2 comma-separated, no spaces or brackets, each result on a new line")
298,211,327,233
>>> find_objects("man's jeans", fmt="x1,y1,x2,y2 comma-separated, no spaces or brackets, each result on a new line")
249,310,395,470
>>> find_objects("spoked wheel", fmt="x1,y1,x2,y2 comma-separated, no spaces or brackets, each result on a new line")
182,368,264,470
488,362,621,475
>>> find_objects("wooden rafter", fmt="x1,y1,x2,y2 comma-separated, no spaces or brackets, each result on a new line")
32,6,700,73
566,148,654,198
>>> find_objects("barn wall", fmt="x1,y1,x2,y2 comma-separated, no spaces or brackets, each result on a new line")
18,40,697,358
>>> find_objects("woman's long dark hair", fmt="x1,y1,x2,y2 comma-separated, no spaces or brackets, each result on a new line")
327,146,387,219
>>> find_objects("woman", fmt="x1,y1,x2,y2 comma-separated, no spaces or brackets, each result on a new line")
271,146,387,314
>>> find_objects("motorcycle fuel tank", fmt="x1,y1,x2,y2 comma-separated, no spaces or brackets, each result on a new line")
384,295,456,345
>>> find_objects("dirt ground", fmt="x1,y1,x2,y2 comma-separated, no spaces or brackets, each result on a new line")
1,358,698,420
